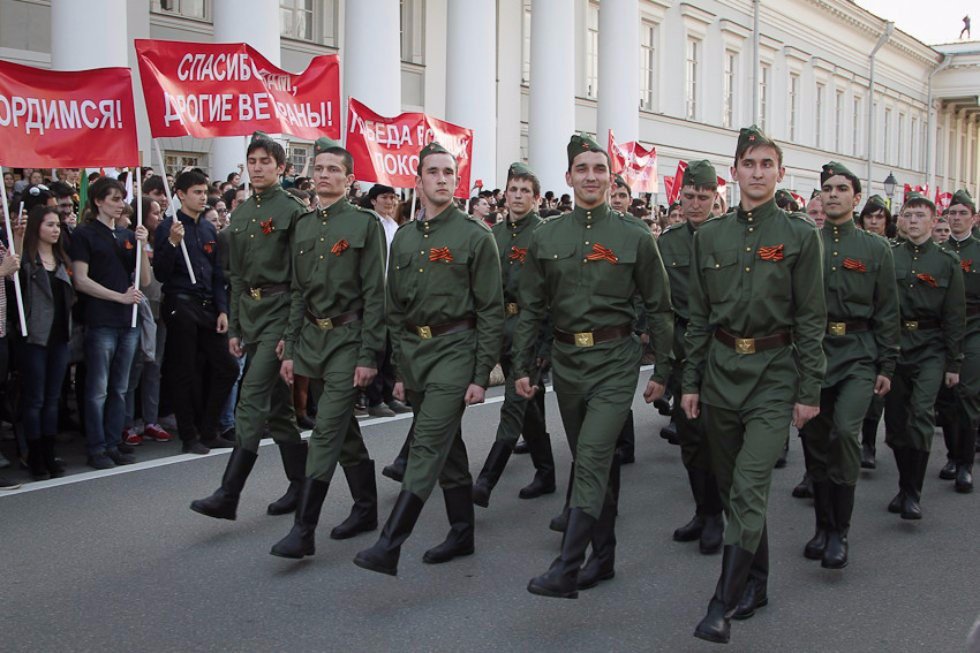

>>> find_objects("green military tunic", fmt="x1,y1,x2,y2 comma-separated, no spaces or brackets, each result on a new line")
227,183,307,451
683,198,827,551
283,197,387,481
513,203,673,519
885,238,966,451
800,219,899,486
387,204,504,499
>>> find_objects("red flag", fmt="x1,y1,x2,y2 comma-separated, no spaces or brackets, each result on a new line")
607,130,658,193
903,183,913,200
607,129,627,175
345,97,474,199
667,161,687,205
936,189,953,211
663,176,674,204
0,59,138,167
135,39,340,140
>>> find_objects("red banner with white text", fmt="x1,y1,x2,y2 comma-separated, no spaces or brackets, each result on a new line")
607,130,659,194
346,97,474,198
0,59,138,168
135,39,340,140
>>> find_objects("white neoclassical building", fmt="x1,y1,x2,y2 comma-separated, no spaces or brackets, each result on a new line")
1,0,979,206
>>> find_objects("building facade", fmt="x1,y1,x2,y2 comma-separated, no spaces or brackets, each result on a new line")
1,0,978,205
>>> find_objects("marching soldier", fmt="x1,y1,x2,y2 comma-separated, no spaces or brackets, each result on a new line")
471,162,555,508
934,189,977,493
269,137,387,558
656,160,725,555
884,192,965,519
354,143,504,576
799,162,899,570
514,133,673,598
683,126,826,644
190,132,307,521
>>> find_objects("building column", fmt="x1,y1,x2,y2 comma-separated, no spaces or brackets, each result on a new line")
974,119,980,196
344,0,401,118
446,0,496,193
954,108,965,190
597,0,639,144
942,106,953,192
51,0,127,70
529,0,576,197
496,0,524,181
211,0,280,181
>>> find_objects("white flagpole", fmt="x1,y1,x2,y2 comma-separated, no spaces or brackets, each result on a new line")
0,168,27,337
409,188,418,223
131,178,142,328
153,140,196,285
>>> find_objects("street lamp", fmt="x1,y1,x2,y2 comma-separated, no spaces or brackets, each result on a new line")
883,172,897,200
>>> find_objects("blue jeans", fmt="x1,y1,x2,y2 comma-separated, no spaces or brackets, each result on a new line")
19,341,71,441
84,326,139,456
219,352,246,432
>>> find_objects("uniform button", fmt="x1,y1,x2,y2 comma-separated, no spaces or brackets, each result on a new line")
320,237,324,241
911,270,916,274
419,268,424,272
745,247,751,252
553,255,558,259
748,227,754,232
424,234,429,238
744,267,751,272
833,252,838,256
831,266,837,271
319,255,324,260
252,218,256,223
748,217,753,222
299,250,304,254
250,234,255,239
586,225,592,229
672,262,677,266
585,241,590,245
583,258,588,263
420,250,424,255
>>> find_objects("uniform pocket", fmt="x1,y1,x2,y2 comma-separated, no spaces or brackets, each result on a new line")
594,246,637,298
700,248,739,304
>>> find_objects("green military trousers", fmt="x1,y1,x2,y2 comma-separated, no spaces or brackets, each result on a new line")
401,386,471,500
552,337,640,519
702,401,793,552
669,360,711,472
801,369,876,487
885,350,945,452
236,339,302,452
493,357,547,447
934,330,980,462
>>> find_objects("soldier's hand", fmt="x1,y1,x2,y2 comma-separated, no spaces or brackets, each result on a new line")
464,384,486,405
515,376,536,399
216,312,228,334
353,366,378,388
945,372,960,388
275,340,285,360
393,381,405,402
643,380,665,403
280,359,294,386
792,403,820,429
873,375,891,396
228,337,244,358
681,393,700,420
169,220,184,246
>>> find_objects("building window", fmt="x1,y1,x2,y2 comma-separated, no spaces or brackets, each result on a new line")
898,113,906,167
152,0,207,20
279,0,338,46
815,83,825,148
723,50,737,128
401,0,425,65
521,0,531,84
586,1,599,98
852,96,861,157
165,151,207,173
639,20,657,110
686,38,700,120
788,73,800,141
288,144,311,175
835,90,844,153
883,107,891,163
759,63,770,133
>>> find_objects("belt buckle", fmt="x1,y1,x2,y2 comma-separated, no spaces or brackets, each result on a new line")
249,288,262,300
574,332,595,347
828,322,847,336
904,320,919,331
315,317,333,330
506,303,519,316
417,326,433,339
735,337,756,354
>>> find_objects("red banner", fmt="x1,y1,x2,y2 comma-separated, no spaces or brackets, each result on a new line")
0,59,138,168
607,130,659,194
667,161,687,205
345,98,474,198
135,39,340,140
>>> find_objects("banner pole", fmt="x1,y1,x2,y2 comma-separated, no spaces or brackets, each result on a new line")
409,188,418,223
131,175,142,328
153,140,196,285
0,167,27,337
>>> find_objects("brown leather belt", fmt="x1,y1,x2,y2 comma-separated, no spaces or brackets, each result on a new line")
505,302,520,316
246,283,289,300
714,328,792,354
967,305,980,317
305,308,362,330
826,319,870,336
901,318,941,331
554,324,633,348
405,317,477,339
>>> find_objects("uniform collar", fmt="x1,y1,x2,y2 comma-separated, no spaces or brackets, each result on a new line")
176,209,201,225
507,210,538,233
571,203,610,224
823,218,856,236
736,198,777,225
950,232,975,248
252,184,282,203
318,196,350,220
415,203,456,234
905,237,935,254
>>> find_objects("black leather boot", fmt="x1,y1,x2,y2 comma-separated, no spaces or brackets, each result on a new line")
520,432,556,499
804,480,832,559
887,447,907,513
860,419,877,469
578,456,620,589
733,526,769,620
693,545,755,644
940,422,958,479
190,448,259,520
267,441,308,515
270,477,330,558
615,410,635,464
528,508,596,599
773,436,789,469
27,439,50,481
472,442,513,507
40,435,65,478
792,472,814,499
423,484,475,564
660,420,679,445
674,466,707,542
822,483,853,569
381,424,413,482
699,471,724,555
901,449,926,520
353,490,425,576
330,459,378,539
956,424,975,493
549,462,574,532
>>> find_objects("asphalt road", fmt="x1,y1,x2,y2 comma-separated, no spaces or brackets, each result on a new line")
2,380,978,653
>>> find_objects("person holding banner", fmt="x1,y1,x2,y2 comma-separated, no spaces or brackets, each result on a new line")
269,137,387,558
69,177,151,470
153,170,239,455
191,132,308,521
354,142,504,576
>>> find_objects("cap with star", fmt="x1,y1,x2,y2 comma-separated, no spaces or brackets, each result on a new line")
735,124,777,160
820,161,861,193
865,194,888,211
682,160,718,189
417,141,455,174
250,130,270,144
904,191,936,212
613,173,632,195
567,132,608,168
313,136,345,157
508,162,534,178
951,189,976,213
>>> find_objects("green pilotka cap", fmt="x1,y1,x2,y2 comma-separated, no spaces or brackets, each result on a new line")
417,141,454,174
904,191,936,212
682,160,718,189
313,136,345,157
613,173,631,195
567,132,608,167
866,194,888,211
820,161,861,193
250,130,270,143
951,189,976,213
508,162,533,178
735,124,777,160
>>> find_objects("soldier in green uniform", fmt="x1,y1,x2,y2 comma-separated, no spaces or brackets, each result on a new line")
885,192,965,519
682,126,826,644
933,189,977,493
471,162,555,508
798,161,899,570
514,133,674,599
353,143,504,576
656,160,725,555
190,132,307,521
267,138,387,558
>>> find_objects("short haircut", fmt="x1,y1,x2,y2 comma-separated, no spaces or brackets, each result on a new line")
86,176,126,221
48,180,75,199
468,196,485,213
904,197,936,215
247,137,287,166
315,147,354,175
142,175,167,196
506,171,541,197
226,171,239,182
174,169,209,194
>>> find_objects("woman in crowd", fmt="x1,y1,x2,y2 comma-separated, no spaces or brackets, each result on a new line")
857,195,896,238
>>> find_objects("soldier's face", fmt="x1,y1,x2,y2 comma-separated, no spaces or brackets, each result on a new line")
566,152,610,209
932,221,951,243
819,175,859,221
862,209,887,236
946,204,976,237
609,186,631,213
902,204,936,243
313,153,354,201
417,153,458,208
505,178,537,218
680,185,715,227
732,146,784,205
247,147,286,192
711,193,726,217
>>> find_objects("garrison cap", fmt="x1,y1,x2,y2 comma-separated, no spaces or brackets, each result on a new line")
904,191,936,212
668,201,681,214
250,130,270,143
313,136,344,157
775,189,794,204
951,189,976,213
567,132,608,167
613,173,632,195
735,124,777,159
507,162,534,178
682,160,718,189
866,194,888,211
417,141,455,174
820,161,861,193
810,189,821,200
